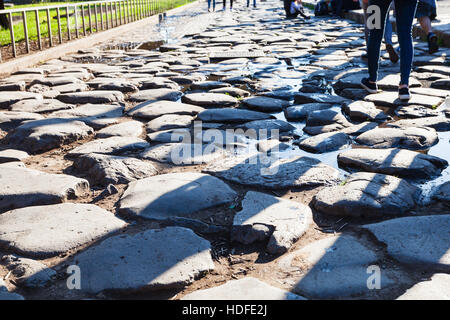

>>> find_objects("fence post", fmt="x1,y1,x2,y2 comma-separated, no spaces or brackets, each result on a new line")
100,3,104,30
8,12,16,57
57,7,62,44
46,8,53,47
82,4,87,36
35,9,42,50
75,5,79,38
66,6,71,40
22,11,30,53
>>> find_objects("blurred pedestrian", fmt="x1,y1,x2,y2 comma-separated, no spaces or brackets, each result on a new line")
223,0,233,11
416,0,439,53
208,0,216,12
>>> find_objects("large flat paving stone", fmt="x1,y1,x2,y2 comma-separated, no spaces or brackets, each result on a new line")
277,235,400,298
242,96,290,112
128,100,204,120
338,148,448,179
209,87,251,98
6,118,94,153
0,149,29,163
68,137,149,156
197,108,274,123
72,227,214,293
297,132,350,153
313,172,421,218
362,215,450,270
9,99,73,113
182,277,306,300
0,111,44,130
0,91,43,109
397,274,450,300
284,103,333,121
129,89,182,102
57,91,124,104
204,154,340,189
140,143,225,165
48,103,124,121
364,92,443,108
96,120,143,138
386,116,450,132
342,101,388,122
73,153,158,185
355,127,438,150
119,172,237,220
231,191,312,254
0,167,89,213
146,114,194,133
191,81,231,91
181,92,238,108
294,92,349,105
0,203,126,258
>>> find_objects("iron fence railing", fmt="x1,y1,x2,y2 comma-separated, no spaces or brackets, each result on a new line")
0,0,193,62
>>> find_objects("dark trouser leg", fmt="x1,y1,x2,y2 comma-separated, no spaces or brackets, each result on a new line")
367,0,391,82
394,0,418,85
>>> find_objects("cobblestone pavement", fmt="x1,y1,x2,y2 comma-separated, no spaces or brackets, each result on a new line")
0,0,449,300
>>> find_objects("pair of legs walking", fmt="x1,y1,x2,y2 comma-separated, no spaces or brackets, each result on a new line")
208,0,234,11
361,0,418,100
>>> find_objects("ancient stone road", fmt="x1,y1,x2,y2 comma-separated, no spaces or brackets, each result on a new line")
0,1,449,300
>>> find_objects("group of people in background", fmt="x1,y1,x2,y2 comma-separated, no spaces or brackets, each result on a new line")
207,0,257,11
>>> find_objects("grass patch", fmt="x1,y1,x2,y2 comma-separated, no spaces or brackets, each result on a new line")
0,0,193,46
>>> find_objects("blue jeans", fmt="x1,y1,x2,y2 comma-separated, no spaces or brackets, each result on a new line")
384,12,393,45
367,0,418,85
208,0,216,10
247,0,256,7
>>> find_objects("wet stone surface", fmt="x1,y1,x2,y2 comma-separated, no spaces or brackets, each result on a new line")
0,0,449,300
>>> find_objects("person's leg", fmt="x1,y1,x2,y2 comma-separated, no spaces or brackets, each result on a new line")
223,0,226,9
395,0,418,86
247,0,249,7
384,12,393,45
284,0,293,18
418,16,432,34
367,0,391,83
254,0,256,7
208,0,211,10
213,0,216,10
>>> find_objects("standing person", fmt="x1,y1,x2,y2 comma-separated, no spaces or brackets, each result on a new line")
416,0,439,53
223,0,233,11
208,0,216,12
247,0,257,8
360,0,418,101
360,0,398,62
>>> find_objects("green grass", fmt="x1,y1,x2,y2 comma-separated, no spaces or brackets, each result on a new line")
0,0,193,46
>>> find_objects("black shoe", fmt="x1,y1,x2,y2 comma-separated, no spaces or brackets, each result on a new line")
427,33,439,54
398,86,411,101
360,77,378,94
